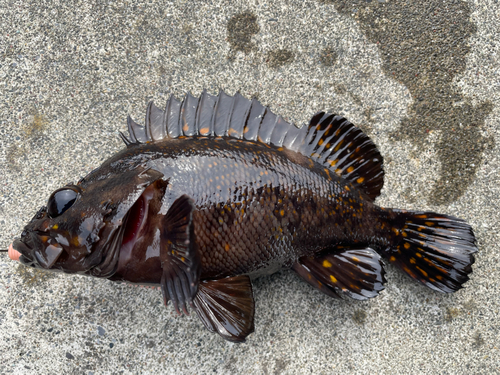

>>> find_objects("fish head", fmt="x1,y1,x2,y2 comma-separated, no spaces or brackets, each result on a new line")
12,165,165,277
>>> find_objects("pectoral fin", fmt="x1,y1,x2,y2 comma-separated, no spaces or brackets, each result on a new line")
293,247,386,300
160,195,200,315
193,275,255,342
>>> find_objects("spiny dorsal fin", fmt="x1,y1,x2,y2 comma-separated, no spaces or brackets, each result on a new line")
122,91,384,200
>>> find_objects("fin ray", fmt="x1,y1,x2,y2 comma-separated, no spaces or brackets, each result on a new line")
383,210,477,293
293,247,386,300
160,195,200,315
193,275,255,342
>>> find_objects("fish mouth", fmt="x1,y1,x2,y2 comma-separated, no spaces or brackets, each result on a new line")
12,238,34,265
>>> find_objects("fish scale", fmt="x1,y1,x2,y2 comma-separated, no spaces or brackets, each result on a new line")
132,138,365,278
8,90,477,342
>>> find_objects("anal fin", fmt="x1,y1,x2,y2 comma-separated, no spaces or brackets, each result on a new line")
193,275,255,342
160,195,200,315
293,247,386,300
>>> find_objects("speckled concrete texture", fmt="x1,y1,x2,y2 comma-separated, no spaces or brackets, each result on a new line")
0,0,498,373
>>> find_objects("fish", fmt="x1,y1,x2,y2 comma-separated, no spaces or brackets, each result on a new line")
6,90,477,342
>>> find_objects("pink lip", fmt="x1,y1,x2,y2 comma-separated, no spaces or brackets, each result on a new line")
8,243,21,261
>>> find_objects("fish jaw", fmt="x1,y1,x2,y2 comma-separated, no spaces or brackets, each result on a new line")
8,243,21,261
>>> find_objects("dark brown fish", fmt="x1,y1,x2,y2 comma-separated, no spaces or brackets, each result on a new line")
8,90,477,342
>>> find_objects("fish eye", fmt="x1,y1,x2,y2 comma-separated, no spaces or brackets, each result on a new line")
47,187,79,218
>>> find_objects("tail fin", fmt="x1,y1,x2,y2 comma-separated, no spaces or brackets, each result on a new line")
381,210,477,293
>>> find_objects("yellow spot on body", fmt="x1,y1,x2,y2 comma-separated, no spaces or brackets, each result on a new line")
402,232,408,238
52,224,58,230
345,186,350,191
416,266,428,277
71,237,80,246
280,209,285,217
404,242,411,249
181,257,185,262
225,243,230,251
347,166,354,173
318,139,324,146
200,127,209,135
323,260,332,268
329,159,339,167
392,228,399,235
356,177,365,184
217,185,221,190
416,252,422,258
415,214,427,219
425,221,434,226
410,258,416,264
330,275,337,283
389,256,396,262
352,257,360,262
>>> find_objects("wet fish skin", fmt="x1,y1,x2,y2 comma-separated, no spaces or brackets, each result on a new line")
10,90,477,342
104,137,382,283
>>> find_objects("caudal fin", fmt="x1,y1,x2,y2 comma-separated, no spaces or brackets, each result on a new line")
382,210,477,293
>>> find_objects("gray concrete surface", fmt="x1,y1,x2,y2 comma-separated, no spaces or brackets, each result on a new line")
0,0,498,373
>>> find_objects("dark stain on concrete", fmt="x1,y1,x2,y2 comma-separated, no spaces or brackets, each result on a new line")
266,49,294,68
24,113,48,137
472,331,484,348
227,12,260,54
16,263,55,286
323,0,494,205
352,309,367,325
444,306,460,322
6,144,23,171
320,46,338,66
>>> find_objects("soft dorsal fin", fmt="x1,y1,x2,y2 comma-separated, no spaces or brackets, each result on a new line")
121,90,384,200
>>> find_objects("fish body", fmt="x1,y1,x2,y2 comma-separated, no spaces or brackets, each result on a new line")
105,138,378,282
9,90,477,342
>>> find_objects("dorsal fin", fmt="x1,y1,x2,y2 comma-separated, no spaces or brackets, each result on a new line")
122,91,384,200
292,112,384,200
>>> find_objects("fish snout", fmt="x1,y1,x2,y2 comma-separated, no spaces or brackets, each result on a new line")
8,243,21,261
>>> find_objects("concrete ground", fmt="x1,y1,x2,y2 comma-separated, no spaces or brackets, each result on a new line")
0,0,498,373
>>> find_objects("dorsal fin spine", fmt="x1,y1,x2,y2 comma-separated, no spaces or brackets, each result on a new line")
223,91,236,137
145,101,154,142
127,115,138,143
